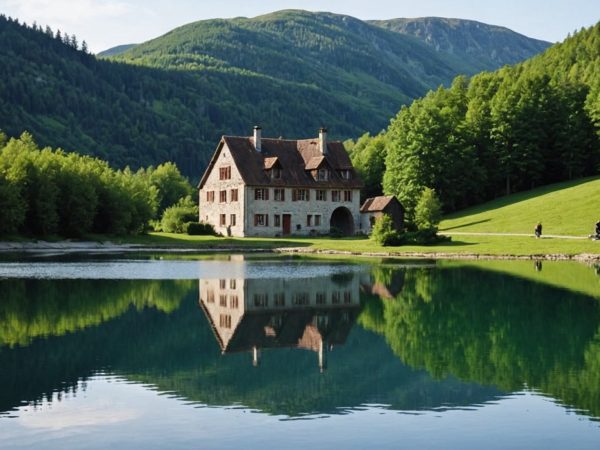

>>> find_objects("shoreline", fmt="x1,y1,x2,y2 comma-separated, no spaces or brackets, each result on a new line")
0,240,598,263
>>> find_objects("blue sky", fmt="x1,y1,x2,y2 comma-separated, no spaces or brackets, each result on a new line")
1,0,598,53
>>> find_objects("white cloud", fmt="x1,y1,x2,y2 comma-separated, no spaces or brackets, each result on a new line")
2,0,132,24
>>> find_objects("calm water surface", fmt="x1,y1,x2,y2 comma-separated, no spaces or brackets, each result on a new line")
1,254,599,449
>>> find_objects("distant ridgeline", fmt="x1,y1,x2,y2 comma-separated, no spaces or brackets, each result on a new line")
349,22,600,217
0,11,549,179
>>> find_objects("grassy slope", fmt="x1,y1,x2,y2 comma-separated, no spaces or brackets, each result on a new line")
440,177,600,236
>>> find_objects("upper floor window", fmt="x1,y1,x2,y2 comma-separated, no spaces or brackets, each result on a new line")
316,190,326,201
344,190,352,202
271,167,282,179
338,169,351,180
219,166,231,180
331,190,340,202
255,188,269,200
317,168,329,181
274,188,285,201
292,189,309,201
206,191,215,202
219,190,227,203
230,189,238,202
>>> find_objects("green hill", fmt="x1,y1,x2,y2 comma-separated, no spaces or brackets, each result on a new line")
380,22,600,216
96,43,137,57
440,176,600,236
0,11,550,178
370,17,550,73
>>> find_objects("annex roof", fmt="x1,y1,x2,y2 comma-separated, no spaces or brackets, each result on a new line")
360,195,401,213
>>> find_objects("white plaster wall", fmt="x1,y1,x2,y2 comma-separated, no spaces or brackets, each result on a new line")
199,278,246,348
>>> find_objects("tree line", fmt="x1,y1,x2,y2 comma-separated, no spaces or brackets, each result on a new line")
0,131,192,236
348,23,600,219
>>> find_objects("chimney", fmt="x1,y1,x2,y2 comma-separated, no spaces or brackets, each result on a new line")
253,126,262,152
319,127,328,155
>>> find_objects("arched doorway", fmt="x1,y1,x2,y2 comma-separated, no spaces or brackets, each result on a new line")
330,207,354,236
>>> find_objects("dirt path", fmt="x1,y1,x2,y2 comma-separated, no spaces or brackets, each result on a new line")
442,231,589,240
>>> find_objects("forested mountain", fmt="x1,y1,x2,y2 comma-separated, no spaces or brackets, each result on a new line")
97,43,137,57
349,22,600,217
370,17,550,73
0,11,549,178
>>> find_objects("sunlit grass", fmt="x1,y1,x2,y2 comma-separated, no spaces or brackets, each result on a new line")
440,176,600,236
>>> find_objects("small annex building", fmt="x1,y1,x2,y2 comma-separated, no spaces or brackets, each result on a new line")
198,127,363,237
360,195,404,234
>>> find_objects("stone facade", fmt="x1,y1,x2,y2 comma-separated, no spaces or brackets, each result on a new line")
198,129,363,237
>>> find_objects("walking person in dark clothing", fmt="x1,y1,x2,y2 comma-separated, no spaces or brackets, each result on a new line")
595,221,600,239
534,222,542,238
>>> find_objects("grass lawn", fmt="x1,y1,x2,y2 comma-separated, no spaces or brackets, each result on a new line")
114,232,600,256
440,176,600,236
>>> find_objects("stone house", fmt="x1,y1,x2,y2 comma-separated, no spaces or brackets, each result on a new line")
199,273,360,370
198,127,363,237
359,195,405,234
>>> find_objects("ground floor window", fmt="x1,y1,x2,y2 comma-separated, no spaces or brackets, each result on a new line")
230,214,236,226
254,214,269,226
274,215,281,227
315,215,321,226
220,214,226,226
307,214,313,226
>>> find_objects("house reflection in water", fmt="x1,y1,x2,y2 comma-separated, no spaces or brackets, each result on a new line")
199,273,361,372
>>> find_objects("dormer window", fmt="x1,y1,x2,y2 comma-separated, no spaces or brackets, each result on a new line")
271,167,282,179
338,169,351,180
317,168,329,181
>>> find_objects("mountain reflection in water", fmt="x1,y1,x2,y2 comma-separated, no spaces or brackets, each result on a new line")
0,257,599,422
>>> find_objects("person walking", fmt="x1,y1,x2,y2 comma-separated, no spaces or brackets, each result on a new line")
534,222,542,238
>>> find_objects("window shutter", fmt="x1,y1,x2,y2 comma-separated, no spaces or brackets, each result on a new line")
266,215,269,226
265,189,270,200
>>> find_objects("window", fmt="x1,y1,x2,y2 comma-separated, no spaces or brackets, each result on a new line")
307,215,313,227
292,189,309,201
220,190,227,202
219,166,231,180
274,188,285,201
331,190,340,202
219,314,232,328
344,291,352,304
315,215,321,226
219,279,226,289
338,169,351,180
254,214,268,226
332,291,341,304
272,167,282,179
316,190,326,201
293,292,309,305
317,168,329,181
316,292,326,304
253,293,268,307
230,279,236,289
220,214,226,226
274,215,281,227
344,190,352,202
206,191,215,202
207,290,215,303
230,214,236,226
219,294,227,307
230,295,239,309
230,189,238,202
255,188,269,200
274,293,285,307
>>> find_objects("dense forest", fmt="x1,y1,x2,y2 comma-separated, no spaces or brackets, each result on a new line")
0,132,192,236
0,11,549,179
348,22,600,217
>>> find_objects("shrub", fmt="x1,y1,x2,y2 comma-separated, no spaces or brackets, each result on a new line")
371,214,402,246
414,187,442,231
329,226,344,238
186,221,215,235
160,196,198,233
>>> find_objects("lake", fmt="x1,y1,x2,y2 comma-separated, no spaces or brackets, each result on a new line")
1,253,599,449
